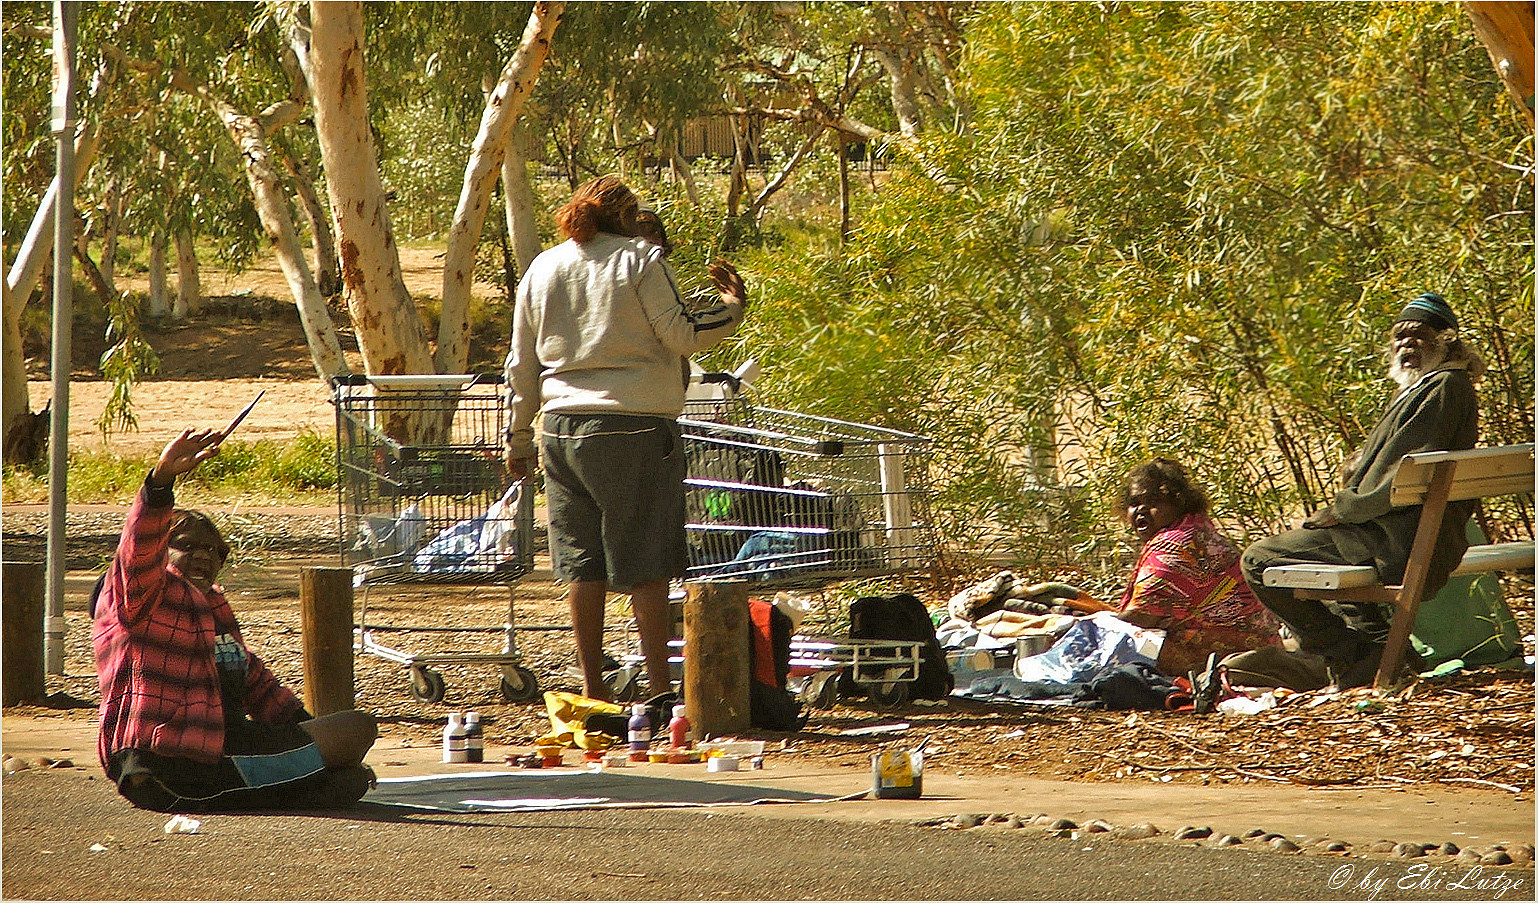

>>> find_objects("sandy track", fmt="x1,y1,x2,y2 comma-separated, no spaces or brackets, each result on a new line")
27,378,337,455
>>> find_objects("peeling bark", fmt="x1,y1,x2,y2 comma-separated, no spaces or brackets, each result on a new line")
308,1,431,380
172,226,201,319
146,230,169,318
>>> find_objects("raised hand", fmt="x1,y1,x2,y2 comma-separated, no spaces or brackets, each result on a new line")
150,429,223,485
707,260,748,309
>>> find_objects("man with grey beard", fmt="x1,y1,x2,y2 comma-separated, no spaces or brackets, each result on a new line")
1240,292,1484,688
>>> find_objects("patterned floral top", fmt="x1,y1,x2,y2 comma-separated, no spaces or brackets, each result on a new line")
1118,513,1281,676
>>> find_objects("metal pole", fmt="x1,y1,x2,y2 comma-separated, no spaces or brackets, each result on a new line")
45,0,77,675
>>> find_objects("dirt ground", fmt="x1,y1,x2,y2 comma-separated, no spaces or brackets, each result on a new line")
7,249,1536,810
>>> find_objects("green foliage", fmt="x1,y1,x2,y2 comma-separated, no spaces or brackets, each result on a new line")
744,2,1533,568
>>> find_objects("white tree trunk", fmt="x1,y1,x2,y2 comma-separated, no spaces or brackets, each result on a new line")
646,120,701,205
174,71,348,380
147,230,170,318
99,177,123,289
4,127,99,305
2,59,106,443
1,280,29,449
173,226,200,319
308,1,432,379
281,148,341,297
436,0,565,374
502,127,545,276
873,45,924,137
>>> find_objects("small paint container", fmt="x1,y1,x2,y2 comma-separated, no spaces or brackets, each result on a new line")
707,755,739,772
749,756,764,770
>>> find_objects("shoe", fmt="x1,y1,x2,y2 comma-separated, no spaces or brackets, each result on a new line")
292,765,376,809
1190,653,1222,714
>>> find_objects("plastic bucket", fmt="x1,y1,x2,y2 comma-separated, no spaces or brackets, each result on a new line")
871,750,924,799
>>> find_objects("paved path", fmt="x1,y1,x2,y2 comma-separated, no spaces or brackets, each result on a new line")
2,713,1531,901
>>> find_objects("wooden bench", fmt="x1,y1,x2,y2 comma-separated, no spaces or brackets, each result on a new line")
1262,443,1535,689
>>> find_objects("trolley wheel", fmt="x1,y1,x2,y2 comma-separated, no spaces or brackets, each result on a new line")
605,667,643,704
408,666,447,704
866,678,910,709
804,671,840,708
498,665,541,702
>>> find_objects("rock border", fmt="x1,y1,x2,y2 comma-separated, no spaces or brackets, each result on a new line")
914,810,1535,868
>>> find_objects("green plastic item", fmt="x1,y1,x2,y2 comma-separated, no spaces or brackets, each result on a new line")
1409,522,1523,669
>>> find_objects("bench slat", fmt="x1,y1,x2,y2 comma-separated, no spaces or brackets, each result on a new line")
1452,541,1535,576
1389,444,1535,507
1262,540,1535,590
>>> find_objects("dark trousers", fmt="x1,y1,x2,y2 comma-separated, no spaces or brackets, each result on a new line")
1240,527,1389,663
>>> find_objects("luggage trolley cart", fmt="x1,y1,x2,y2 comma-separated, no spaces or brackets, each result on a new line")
605,378,938,707
332,373,540,704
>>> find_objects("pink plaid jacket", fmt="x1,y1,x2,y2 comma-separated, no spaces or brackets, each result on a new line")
93,481,305,767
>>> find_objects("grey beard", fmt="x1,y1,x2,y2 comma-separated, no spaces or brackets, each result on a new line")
1388,347,1449,390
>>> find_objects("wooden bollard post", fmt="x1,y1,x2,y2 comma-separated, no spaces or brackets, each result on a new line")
682,580,751,738
2,561,47,705
300,567,355,716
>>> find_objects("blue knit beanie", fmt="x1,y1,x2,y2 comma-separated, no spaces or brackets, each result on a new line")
1397,292,1457,331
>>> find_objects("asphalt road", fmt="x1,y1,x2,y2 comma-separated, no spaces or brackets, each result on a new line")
3,762,1532,902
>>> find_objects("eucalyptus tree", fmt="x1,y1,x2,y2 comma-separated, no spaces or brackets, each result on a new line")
298,0,563,383
742,1,1533,565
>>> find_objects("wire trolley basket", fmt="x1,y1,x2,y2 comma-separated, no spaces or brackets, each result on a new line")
678,394,937,588
332,373,539,704
604,388,939,706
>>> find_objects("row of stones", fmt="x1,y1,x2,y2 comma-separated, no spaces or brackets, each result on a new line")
917,813,1535,867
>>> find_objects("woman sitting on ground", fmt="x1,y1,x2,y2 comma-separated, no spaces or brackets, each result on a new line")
1115,458,1282,676
94,428,378,812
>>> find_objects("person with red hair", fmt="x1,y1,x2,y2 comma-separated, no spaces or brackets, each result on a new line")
504,176,748,700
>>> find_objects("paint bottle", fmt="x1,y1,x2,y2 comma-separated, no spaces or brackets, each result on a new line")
628,703,651,762
463,711,484,763
442,712,468,764
668,704,692,749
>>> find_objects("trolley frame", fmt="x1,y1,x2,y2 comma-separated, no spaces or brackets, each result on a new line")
332,373,539,704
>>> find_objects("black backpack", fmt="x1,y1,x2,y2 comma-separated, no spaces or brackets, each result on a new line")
839,593,954,701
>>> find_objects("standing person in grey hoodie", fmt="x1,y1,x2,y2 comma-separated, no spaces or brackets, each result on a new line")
504,176,748,701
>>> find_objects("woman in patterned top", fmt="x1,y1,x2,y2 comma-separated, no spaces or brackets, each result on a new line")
94,428,378,812
1115,458,1281,676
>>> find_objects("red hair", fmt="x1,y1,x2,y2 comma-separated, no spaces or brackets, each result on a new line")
555,175,638,244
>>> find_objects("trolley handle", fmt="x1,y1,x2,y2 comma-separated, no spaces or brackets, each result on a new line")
696,371,744,393
330,372,505,389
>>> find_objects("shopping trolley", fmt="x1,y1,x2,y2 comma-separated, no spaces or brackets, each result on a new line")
604,367,938,707
332,373,539,704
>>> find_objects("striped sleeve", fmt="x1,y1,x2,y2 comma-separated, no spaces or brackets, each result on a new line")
110,476,177,627
637,254,743,357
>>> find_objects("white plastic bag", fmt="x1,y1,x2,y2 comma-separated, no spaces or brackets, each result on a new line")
414,485,522,573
